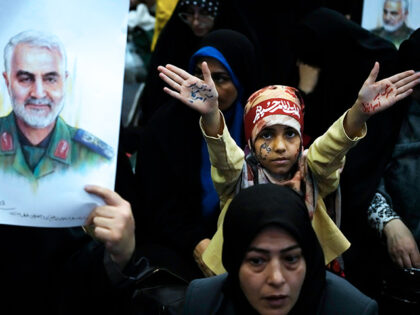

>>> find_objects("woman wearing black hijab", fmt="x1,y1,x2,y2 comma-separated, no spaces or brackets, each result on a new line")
183,184,378,314
134,29,257,281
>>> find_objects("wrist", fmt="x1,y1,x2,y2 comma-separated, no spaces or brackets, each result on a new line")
352,99,371,121
383,218,401,236
202,110,223,137
343,104,368,139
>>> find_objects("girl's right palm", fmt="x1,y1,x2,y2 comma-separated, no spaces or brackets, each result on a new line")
158,62,219,116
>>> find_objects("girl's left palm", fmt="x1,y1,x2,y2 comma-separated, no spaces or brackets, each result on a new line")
357,62,420,116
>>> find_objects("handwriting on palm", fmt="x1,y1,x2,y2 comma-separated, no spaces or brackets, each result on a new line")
358,62,420,115
158,62,219,115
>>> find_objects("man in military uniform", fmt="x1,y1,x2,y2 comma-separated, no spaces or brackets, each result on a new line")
0,30,113,181
371,0,414,48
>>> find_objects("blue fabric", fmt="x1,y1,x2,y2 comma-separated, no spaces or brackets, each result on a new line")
189,46,244,217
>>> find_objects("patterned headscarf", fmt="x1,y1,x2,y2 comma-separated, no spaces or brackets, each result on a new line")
179,0,219,18
239,85,314,218
244,85,305,146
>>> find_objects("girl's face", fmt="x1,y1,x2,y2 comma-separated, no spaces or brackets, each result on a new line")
194,58,238,111
239,226,306,315
253,125,301,178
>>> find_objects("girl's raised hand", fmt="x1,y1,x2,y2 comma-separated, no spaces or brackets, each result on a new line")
356,62,420,116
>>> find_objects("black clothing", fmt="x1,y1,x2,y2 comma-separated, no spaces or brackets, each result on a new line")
222,184,326,314
290,7,405,298
0,225,147,315
184,271,378,314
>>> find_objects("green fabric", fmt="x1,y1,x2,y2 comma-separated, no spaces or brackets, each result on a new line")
22,145,46,171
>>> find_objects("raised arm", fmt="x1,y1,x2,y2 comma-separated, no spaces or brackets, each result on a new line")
344,62,420,138
158,62,223,136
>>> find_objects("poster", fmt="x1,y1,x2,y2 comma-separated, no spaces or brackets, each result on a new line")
0,0,129,227
361,0,420,48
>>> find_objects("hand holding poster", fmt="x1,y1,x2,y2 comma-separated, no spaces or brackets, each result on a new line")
0,0,129,227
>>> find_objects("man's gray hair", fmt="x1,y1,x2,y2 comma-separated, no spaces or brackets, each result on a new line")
4,30,67,74
384,0,410,12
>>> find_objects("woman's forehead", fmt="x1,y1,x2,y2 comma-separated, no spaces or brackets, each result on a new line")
195,56,227,71
248,226,300,251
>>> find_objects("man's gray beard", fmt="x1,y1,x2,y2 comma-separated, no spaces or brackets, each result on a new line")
383,19,405,32
12,98,65,129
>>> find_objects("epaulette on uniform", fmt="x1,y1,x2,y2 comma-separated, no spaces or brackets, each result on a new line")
73,129,114,160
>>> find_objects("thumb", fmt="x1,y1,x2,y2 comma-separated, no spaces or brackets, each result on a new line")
201,61,212,84
365,61,380,84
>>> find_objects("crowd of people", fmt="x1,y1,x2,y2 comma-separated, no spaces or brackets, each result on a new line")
1,0,419,314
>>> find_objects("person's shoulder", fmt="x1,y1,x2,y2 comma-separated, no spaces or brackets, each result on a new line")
317,272,378,315
184,274,228,314
67,125,114,160
188,273,227,291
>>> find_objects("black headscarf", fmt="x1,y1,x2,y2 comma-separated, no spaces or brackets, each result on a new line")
399,28,420,72
290,7,399,140
222,184,326,314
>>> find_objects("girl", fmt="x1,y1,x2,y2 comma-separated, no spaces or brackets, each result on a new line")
158,60,420,275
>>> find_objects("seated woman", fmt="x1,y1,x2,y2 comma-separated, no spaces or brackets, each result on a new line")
183,184,379,314
135,29,258,280
158,58,420,275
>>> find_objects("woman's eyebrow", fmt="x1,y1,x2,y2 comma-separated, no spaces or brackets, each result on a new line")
247,244,301,254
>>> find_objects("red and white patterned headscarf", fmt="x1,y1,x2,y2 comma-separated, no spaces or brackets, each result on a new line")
243,85,305,146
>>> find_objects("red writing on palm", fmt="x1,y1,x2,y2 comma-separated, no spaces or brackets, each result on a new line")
361,84,394,113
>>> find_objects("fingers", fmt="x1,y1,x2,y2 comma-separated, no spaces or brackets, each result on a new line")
158,65,183,86
388,69,415,84
92,225,112,242
85,205,114,226
158,70,181,92
411,249,420,268
165,64,192,80
393,256,404,268
85,185,124,206
394,89,413,103
401,253,413,269
394,71,420,88
365,62,380,84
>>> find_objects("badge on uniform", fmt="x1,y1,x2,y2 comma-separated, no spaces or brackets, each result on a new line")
1,132,14,152
73,129,114,160
54,140,70,159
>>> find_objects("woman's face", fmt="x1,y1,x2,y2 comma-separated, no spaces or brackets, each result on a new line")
194,58,238,111
253,125,301,178
239,226,306,315
178,5,215,37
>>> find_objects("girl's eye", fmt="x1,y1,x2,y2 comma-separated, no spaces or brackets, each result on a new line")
259,131,273,140
285,129,297,138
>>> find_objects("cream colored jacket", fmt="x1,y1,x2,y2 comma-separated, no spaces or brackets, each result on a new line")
201,111,366,275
